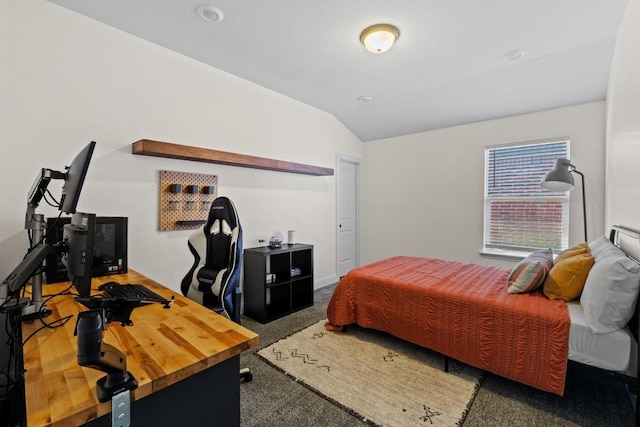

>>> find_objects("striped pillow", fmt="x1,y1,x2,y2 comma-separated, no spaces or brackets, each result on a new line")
507,249,554,294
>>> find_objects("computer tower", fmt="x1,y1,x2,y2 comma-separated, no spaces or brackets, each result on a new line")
44,216,128,283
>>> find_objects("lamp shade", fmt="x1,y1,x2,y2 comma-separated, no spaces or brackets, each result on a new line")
541,158,575,191
360,24,399,53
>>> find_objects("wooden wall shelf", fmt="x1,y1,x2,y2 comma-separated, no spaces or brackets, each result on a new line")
132,139,334,176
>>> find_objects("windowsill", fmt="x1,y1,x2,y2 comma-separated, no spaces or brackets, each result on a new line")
479,250,527,262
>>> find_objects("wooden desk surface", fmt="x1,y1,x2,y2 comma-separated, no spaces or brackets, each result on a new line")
22,270,259,427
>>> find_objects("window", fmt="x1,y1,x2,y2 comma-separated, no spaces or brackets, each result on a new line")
484,138,569,257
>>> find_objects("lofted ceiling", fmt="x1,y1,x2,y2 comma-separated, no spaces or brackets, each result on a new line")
49,0,628,142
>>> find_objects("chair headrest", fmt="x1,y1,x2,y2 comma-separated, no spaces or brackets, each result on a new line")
207,196,239,230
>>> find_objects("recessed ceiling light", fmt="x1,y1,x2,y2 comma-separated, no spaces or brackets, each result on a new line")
357,96,373,103
502,49,526,62
197,5,224,22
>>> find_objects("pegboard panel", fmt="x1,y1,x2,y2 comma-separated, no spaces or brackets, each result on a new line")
159,170,218,231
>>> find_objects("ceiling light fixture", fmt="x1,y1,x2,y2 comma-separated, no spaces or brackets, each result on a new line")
360,24,399,54
196,4,224,22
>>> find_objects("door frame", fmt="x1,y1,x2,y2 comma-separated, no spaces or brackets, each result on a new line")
335,153,362,278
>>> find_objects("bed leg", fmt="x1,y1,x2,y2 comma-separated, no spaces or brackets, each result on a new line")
444,356,449,373
634,391,638,427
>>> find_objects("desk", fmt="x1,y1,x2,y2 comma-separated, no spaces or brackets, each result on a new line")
22,270,259,426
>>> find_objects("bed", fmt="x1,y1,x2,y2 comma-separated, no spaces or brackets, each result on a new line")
326,226,640,402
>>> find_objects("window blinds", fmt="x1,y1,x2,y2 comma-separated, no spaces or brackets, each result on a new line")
484,140,569,253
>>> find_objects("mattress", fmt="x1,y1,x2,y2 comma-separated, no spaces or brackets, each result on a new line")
567,301,637,377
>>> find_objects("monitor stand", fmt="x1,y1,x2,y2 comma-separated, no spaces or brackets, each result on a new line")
22,213,51,320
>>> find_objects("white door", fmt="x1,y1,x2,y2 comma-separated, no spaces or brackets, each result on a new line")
337,156,359,277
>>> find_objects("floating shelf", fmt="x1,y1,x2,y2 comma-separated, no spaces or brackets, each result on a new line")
132,139,334,176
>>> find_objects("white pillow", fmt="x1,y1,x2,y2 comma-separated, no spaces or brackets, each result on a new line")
581,237,640,333
588,235,612,259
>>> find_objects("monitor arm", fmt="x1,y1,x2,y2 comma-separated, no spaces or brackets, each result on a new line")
21,168,65,320
27,168,66,213
74,309,138,402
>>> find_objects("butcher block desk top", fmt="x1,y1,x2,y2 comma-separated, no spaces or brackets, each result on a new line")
22,270,259,427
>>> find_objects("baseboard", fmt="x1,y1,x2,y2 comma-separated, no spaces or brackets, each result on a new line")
314,275,339,290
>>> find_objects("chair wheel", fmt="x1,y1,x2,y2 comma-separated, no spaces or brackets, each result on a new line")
240,368,252,382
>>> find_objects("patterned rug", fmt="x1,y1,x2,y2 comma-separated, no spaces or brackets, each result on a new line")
257,319,483,426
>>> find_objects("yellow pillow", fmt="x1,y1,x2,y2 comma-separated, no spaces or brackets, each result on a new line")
554,242,590,265
544,252,595,301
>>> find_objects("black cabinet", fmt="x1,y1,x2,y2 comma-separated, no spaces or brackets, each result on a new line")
243,244,314,323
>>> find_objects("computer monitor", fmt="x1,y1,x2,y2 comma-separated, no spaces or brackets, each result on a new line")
0,243,52,309
60,141,96,214
61,212,97,298
3,244,52,294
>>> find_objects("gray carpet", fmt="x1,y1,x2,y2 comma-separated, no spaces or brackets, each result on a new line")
240,283,636,426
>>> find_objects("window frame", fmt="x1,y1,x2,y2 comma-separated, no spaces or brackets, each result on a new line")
482,137,570,260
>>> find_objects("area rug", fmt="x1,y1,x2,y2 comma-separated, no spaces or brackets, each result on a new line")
257,319,483,426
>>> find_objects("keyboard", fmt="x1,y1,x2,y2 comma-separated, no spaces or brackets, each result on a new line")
99,282,170,305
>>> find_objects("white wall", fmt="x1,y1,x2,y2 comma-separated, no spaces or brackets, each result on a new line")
606,0,640,231
0,1,363,291
362,102,606,268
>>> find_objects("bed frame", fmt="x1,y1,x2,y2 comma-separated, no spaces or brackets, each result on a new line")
457,226,639,419
446,226,639,419
331,225,640,420
579,225,640,421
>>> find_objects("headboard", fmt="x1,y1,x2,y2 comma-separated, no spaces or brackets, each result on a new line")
609,225,640,343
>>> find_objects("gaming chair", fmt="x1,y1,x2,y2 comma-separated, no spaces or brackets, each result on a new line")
181,196,243,323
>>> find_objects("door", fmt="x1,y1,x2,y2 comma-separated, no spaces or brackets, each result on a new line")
337,155,359,277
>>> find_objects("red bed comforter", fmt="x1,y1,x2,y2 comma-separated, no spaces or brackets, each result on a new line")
326,256,570,395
